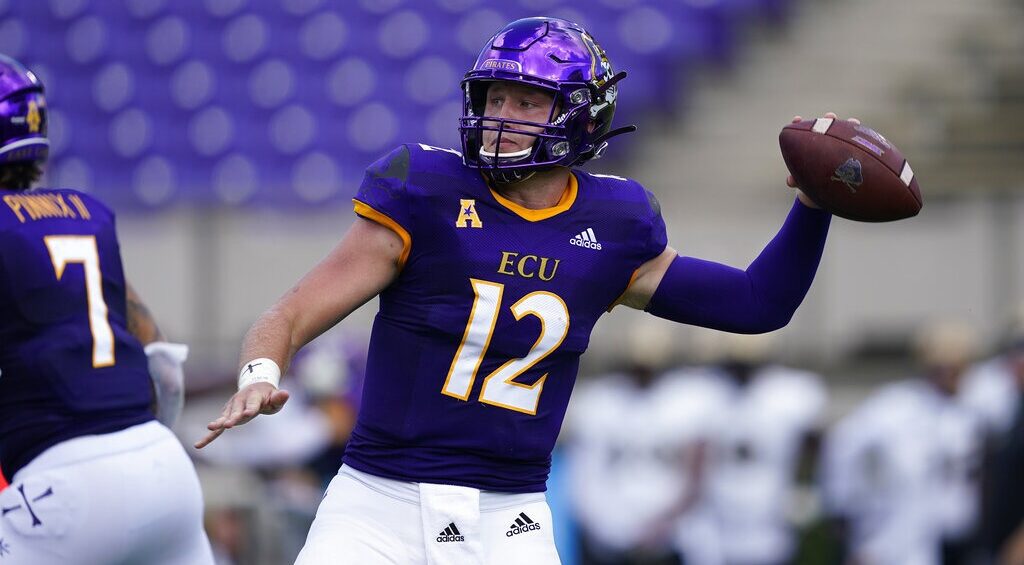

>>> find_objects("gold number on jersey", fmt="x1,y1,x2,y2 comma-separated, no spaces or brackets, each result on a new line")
442,279,570,415
44,235,116,367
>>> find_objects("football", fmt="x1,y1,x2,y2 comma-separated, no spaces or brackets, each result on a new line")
779,118,922,222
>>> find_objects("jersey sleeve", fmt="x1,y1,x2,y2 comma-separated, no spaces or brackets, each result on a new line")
641,188,669,262
352,145,414,269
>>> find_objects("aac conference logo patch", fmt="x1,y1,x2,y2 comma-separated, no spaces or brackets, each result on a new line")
26,100,41,133
456,199,482,228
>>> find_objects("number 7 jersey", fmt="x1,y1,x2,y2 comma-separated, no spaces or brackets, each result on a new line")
0,188,153,482
345,144,667,492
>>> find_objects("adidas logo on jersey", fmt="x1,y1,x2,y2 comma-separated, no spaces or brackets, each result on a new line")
570,228,602,250
506,512,542,537
436,522,465,543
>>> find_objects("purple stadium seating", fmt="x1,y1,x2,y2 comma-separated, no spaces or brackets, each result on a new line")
0,0,787,207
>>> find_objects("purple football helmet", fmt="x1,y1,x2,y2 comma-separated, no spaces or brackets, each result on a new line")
0,54,47,165
459,17,634,183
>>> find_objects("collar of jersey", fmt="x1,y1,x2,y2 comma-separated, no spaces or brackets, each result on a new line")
486,172,578,222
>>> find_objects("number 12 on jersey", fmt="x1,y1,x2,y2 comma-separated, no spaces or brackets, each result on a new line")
442,279,570,415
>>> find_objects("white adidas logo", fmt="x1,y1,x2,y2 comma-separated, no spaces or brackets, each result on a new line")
570,228,602,250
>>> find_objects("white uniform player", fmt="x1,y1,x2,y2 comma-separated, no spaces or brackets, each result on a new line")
961,356,1021,437
821,379,983,565
962,306,1024,439
701,365,827,565
567,368,728,565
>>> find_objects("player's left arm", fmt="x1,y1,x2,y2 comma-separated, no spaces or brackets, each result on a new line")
618,113,855,334
127,281,188,428
616,196,830,334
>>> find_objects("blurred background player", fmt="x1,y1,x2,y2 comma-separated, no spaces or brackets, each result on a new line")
961,304,1024,443
695,333,827,565
566,323,721,565
961,305,1024,564
0,54,213,564
288,332,367,488
820,320,984,565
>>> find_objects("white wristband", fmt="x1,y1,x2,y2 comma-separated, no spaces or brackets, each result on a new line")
238,358,281,390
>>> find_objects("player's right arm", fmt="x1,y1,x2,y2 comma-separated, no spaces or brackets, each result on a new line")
126,281,165,345
126,281,192,428
194,216,404,449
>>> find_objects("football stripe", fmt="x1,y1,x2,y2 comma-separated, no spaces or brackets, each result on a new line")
812,118,834,134
900,160,914,186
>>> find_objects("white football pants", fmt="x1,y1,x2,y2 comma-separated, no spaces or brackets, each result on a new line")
0,421,214,565
295,465,562,564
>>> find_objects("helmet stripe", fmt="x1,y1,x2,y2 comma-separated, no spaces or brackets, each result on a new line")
0,138,49,156
582,33,599,80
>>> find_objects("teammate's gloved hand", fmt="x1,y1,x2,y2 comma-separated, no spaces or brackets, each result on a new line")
786,111,861,209
193,382,290,449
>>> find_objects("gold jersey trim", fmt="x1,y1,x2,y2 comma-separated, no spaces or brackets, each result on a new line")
352,199,412,271
487,172,578,222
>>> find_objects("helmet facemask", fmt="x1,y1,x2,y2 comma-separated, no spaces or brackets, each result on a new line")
461,79,592,183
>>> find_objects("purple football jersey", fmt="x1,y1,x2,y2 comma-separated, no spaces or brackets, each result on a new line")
0,188,153,482
343,144,667,492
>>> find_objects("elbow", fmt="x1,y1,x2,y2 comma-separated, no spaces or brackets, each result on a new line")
733,320,787,335
739,302,797,334
756,315,792,334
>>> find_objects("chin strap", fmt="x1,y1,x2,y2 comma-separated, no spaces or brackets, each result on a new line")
484,168,537,185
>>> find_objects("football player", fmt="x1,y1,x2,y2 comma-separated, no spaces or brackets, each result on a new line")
0,54,213,564
698,334,828,565
820,321,983,565
196,17,855,564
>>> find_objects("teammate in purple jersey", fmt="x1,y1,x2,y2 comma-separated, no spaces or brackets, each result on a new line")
196,18,857,564
0,54,214,564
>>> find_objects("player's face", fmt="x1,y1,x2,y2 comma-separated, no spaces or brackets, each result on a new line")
481,81,556,154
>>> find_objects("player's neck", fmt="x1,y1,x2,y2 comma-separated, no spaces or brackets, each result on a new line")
492,167,571,210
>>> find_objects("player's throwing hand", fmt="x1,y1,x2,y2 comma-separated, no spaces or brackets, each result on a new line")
786,112,860,208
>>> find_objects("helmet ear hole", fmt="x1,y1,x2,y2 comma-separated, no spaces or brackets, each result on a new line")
466,81,489,116
549,141,570,157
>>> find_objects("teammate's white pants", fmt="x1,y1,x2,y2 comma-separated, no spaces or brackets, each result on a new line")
0,421,214,565
295,465,562,564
